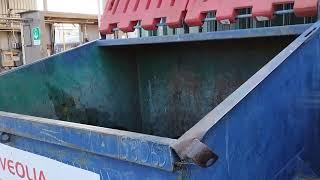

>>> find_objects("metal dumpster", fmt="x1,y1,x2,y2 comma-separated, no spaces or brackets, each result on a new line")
0,0,320,179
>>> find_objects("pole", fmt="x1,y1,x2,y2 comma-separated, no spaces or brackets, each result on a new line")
43,0,48,11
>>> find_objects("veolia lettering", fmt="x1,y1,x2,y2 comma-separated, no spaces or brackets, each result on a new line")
0,157,46,180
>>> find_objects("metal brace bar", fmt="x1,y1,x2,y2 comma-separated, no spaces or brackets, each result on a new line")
0,17,33,23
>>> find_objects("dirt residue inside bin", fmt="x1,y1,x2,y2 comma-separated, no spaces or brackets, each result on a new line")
46,82,128,131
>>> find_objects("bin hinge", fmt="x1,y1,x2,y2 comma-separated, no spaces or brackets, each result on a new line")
0,132,11,143
173,139,218,168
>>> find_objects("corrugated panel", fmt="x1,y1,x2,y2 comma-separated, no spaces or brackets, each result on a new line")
0,0,9,17
9,0,37,14
0,0,37,17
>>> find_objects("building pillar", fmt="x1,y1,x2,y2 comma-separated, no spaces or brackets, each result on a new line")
20,11,48,64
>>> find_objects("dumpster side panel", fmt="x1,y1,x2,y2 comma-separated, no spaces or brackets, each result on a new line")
0,43,142,132
184,27,320,179
0,112,178,171
6,134,182,180
136,37,295,138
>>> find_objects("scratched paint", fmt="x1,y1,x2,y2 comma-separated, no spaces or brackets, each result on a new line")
8,134,181,179
0,113,177,171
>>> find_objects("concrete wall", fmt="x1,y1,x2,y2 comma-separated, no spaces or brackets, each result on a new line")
0,32,21,50
44,24,52,44
87,24,99,41
0,32,9,50
85,24,99,41
0,0,37,17
21,11,49,64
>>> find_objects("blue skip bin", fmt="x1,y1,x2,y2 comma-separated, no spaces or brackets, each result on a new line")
0,21,320,179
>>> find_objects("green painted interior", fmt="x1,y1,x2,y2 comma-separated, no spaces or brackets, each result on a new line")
0,36,295,138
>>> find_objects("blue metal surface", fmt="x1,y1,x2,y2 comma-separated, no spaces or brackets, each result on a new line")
177,22,320,179
0,22,319,179
9,135,181,179
0,112,177,172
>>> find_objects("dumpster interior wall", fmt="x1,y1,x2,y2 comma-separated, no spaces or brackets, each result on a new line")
0,36,296,138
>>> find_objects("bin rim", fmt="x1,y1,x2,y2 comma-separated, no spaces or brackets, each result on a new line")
0,111,178,172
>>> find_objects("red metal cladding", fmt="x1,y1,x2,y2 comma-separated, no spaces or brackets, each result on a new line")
100,0,189,35
294,0,318,17
185,0,251,26
185,0,318,26
100,0,139,34
141,0,189,30
252,0,318,21
100,0,318,35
